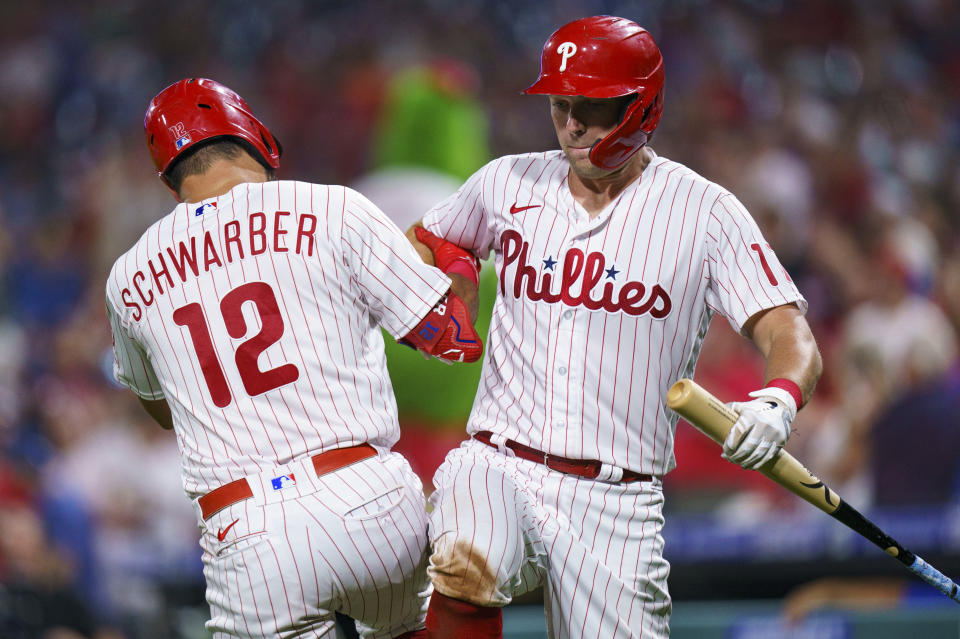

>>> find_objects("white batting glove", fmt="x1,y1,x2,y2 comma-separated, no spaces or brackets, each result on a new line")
722,387,798,470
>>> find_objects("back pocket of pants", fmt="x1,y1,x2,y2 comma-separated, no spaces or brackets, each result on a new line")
340,486,405,520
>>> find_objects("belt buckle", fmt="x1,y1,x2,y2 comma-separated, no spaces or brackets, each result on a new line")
543,453,556,473
544,454,567,476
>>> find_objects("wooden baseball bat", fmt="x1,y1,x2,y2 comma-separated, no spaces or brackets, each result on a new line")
666,378,960,604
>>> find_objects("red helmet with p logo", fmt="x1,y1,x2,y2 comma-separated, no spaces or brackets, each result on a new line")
523,16,665,170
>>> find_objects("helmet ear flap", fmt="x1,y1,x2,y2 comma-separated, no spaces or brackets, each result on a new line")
641,89,665,136
588,93,650,170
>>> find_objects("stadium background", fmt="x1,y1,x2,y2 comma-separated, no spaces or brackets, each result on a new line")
0,0,959,637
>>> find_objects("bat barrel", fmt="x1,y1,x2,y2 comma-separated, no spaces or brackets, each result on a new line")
666,379,738,445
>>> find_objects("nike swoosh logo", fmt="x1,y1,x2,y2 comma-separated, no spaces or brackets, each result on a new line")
217,518,240,542
509,203,541,214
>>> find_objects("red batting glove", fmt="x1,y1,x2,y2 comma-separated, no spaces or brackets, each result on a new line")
414,226,480,287
401,293,483,363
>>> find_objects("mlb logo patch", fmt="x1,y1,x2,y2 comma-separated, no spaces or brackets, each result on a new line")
270,474,296,490
169,122,191,150
195,202,217,216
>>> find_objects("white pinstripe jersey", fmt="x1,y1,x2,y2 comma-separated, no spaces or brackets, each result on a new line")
107,180,450,497
424,150,806,477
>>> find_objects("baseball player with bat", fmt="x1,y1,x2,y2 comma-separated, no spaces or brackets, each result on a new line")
406,16,822,638
105,78,483,638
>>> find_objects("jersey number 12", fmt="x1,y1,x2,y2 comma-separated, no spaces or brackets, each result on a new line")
173,281,299,407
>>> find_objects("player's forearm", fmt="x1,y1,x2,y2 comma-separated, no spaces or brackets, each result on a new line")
755,310,822,404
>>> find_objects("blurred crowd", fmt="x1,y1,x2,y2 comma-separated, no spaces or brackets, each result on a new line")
0,1,958,636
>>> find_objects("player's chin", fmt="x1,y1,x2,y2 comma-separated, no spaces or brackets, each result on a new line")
567,156,607,179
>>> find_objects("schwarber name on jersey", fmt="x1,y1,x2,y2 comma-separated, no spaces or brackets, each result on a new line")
423,150,806,477
106,181,450,497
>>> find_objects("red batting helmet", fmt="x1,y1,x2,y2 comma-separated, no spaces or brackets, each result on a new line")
144,78,281,178
523,16,665,170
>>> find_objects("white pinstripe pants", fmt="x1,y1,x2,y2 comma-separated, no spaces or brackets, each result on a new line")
428,440,671,639
195,450,431,638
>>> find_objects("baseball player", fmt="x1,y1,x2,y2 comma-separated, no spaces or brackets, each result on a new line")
105,78,483,639
407,16,822,639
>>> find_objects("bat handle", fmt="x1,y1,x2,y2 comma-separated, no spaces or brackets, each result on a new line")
910,555,960,603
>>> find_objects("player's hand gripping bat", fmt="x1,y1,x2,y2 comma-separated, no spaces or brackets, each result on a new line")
666,378,960,604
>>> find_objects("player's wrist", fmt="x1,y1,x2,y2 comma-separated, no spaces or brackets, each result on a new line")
441,257,480,287
765,377,804,410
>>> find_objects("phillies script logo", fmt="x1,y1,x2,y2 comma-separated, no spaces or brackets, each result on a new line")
499,230,672,318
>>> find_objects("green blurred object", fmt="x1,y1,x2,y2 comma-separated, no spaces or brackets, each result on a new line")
384,264,496,423
372,62,490,182
371,58,493,426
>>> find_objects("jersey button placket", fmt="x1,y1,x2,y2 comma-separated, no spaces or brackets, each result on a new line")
551,306,575,438
559,305,583,428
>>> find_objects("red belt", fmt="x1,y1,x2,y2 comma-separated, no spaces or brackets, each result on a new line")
473,431,651,483
198,443,377,520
